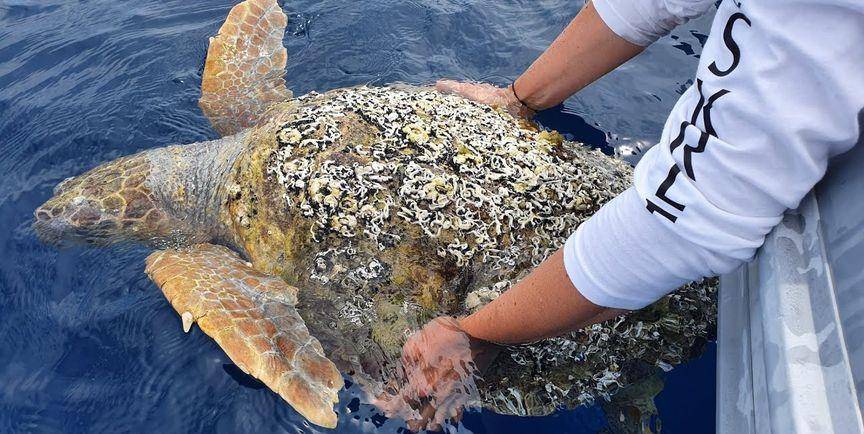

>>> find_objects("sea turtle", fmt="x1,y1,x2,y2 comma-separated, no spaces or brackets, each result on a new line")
33,0,717,430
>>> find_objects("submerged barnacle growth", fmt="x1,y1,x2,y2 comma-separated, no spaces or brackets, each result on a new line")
225,85,717,418
483,277,717,416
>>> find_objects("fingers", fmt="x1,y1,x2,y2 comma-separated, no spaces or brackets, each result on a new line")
435,79,480,97
408,393,467,432
454,407,464,424
375,366,472,431
406,368,474,431
434,79,477,101
372,315,484,431
377,388,472,431
434,79,533,120
434,79,459,94
374,391,423,424
434,80,498,105
407,404,438,432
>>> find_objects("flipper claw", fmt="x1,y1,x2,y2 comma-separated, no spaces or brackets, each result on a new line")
181,311,194,333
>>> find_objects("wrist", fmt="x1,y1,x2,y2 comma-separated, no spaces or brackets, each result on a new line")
458,314,499,347
494,85,533,118
457,315,502,368
455,315,481,343
510,79,539,112
456,314,481,340
512,76,552,112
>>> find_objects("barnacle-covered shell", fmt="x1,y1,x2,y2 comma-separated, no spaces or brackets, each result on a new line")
222,86,717,417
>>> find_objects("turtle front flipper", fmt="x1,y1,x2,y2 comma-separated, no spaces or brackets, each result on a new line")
199,0,293,136
144,243,343,428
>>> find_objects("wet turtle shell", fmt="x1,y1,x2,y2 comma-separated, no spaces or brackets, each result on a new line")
221,85,717,416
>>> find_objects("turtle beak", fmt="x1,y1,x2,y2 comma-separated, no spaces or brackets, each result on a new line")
33,205,69,246
34,176,78,246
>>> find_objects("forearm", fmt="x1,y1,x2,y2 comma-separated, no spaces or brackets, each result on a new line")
514,1,644,110
458,249,625,345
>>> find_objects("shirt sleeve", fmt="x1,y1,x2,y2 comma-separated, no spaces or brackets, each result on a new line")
592,0,716,46
564,0,864,309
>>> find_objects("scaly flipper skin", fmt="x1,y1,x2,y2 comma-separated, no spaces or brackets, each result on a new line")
199,0,292,136
144,244,343,428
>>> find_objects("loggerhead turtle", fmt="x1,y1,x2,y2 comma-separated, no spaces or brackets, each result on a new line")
33,0,717,430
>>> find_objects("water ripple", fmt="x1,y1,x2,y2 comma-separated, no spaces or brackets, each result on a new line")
0,1,712,433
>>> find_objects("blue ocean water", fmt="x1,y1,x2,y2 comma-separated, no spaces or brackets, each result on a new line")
0,1,716,433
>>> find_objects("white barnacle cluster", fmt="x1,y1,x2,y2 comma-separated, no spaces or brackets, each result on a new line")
267,86,631,269
268,102,397,242
337,293,376,327
464,280,510,311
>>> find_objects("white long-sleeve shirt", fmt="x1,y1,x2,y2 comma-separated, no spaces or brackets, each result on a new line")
564,0,864,309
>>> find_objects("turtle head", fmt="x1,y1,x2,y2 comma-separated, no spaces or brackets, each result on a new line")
33,137,245,248
33,152,177,247
34,136,244,248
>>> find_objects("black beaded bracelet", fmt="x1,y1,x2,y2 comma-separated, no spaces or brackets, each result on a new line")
510,81,541,112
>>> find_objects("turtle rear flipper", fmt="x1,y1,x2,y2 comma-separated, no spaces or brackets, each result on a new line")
199,0,293,136
145,243,343,428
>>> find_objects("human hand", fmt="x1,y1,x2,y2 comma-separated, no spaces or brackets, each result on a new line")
374,316,500,432
435,80,535,119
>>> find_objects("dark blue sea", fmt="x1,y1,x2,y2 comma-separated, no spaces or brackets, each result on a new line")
0,1,716,433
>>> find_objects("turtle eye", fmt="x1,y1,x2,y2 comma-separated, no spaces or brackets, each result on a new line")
34,208,53,222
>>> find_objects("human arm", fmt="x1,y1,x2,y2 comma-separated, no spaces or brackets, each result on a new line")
458,249,624,344
438,0,716,115
438,1,644,116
